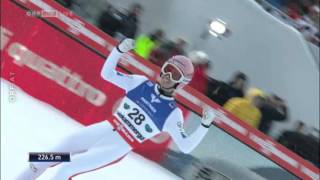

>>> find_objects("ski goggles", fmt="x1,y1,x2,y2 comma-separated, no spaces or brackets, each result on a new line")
161,62,185,83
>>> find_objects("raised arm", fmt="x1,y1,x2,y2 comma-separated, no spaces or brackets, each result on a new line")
163,106,216,154
101,39,147,92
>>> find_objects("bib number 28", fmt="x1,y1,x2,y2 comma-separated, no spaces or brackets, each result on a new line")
127,108,145,125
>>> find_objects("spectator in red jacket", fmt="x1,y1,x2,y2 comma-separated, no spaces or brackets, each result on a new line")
188,51,210,94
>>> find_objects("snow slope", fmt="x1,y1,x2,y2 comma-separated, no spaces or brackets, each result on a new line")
1,79,181,180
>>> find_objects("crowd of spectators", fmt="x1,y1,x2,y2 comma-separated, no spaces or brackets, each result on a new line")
54,0,318,167
92,1,288,133
259,0,320,46
97,3,143,40
277,121,319,167
67,1,293,136
207,74,288,133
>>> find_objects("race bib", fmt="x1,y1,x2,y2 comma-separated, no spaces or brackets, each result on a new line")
114,97,161,142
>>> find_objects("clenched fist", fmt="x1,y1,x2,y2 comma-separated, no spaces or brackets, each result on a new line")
201,105,216,128
117,38,135,53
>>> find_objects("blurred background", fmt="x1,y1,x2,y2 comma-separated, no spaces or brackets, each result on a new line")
54,0,319,179
55,0,319,156
55,0,319,137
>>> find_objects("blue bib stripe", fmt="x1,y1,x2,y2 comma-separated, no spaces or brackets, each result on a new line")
127,80,177,131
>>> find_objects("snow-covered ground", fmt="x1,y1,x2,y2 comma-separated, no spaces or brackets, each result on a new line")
1,79,181,180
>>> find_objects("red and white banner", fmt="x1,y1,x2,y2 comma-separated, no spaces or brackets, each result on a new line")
1,0,319,179
1,0,187,162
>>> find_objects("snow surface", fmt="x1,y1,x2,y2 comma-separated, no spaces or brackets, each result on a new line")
1,79,181,180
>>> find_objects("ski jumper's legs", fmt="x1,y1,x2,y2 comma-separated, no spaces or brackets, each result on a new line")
16,121,131,179
53,123,132,179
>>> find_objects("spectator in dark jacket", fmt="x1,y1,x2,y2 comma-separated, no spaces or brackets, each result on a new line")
258,94,288,134
98,4,123,37
207,72,248,106
55,0,74,8
116,3,143,40
98,3,142,39
277,121,319,167
149,41,175,67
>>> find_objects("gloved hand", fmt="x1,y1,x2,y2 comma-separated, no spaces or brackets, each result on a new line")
117,38,135,53
201,105,216,128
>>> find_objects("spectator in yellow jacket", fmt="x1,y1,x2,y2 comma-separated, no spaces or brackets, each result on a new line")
134,29,164,59
224,88,266,128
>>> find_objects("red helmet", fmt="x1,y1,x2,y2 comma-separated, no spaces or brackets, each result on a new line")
161,55,194,84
